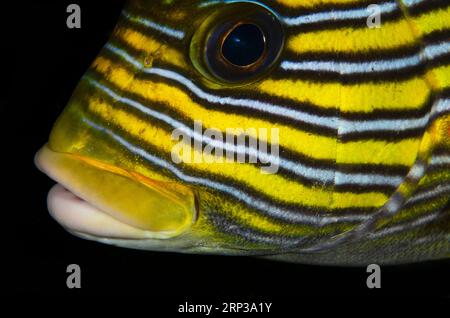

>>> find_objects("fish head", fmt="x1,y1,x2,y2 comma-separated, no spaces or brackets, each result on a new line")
35,0,450,263
35,0,288,255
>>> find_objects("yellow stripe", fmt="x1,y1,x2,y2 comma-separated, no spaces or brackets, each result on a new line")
337,138,420,166
430,115,450,149
410,6,450,36
287,7,450,54
197,192,355,236
112,27,187,69
258,77,431,112
419,170,450,189
427,65,450,90
275,0,366,9
87,97,389,209
287,18,416,53
92,56,423,166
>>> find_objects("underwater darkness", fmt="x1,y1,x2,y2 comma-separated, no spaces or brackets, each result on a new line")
10,0,449,306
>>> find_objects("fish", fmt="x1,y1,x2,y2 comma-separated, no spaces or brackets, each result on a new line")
35,0,450,266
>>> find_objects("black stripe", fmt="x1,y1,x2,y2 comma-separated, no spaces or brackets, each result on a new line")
428,164,450,172
406,0,450,17
339,127,425,142
282,43,422,61
338,162,410,175
422,28,450,45
206,213,311,248
283,7,403,33
342,104,449,142
432,146,450,157
437,87,450,99
117,6,187,46
267,0,393,17
335,183,397,195
339,94,435,120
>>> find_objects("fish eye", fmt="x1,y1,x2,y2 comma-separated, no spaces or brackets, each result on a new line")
190,2,284,86
221,23,265,67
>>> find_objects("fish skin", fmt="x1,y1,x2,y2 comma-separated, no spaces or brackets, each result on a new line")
36,0,449,265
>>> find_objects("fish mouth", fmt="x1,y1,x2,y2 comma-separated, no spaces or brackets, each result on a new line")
35,145,197,240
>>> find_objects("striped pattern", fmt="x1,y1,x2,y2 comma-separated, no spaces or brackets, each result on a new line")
50,0,450,263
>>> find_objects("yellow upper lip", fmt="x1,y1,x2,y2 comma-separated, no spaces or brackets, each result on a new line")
35,145,197,238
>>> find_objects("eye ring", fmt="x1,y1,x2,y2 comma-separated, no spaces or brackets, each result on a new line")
190,2,284,86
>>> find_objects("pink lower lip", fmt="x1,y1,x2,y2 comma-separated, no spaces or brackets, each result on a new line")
47,184,159,239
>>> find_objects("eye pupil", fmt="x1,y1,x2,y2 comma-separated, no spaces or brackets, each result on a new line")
221,23,265,67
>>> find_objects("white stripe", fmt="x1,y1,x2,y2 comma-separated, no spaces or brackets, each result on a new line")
104,44,448,136
339,116,429,134
385,196,404,214
370,212,442,238
424,42,450,59
198,0,277,12
333,96,448,134
435,98,450,113
199,0,224,8
121,11,185,40
406,184,450,205
336,172,404,186
403,0,427,7
430,155,450,166
281,42,450,74
282,2,397,26
339,78,448,137
281,55,420,74
408,162,426,180
81,117,371,225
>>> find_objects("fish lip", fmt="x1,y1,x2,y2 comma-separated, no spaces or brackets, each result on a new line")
34,145,197,240
47,183,170,239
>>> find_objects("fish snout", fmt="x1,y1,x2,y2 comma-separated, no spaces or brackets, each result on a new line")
35,145,197,240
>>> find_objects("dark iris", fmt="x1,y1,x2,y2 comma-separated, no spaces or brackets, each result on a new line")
221,24,265,67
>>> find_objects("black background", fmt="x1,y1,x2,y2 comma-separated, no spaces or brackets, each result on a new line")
9,0,449,309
